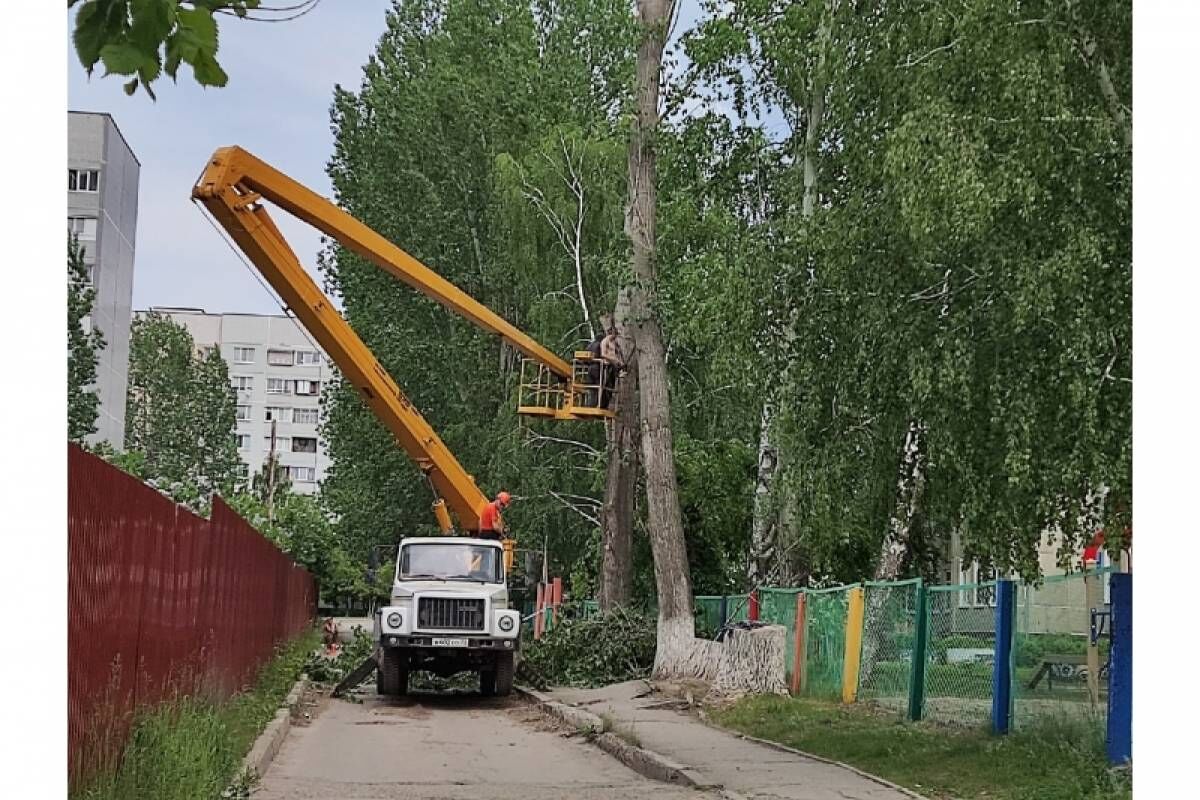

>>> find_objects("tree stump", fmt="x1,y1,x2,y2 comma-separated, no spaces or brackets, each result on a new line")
712,625,789,696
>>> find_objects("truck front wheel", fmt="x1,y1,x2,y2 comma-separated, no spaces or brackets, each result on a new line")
487,651,514,697
379,649,409,697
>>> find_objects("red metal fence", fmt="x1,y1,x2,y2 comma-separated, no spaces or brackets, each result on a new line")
68,444,316,782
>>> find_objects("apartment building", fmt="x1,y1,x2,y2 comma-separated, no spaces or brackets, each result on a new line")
148,308,334,494
69,111,140,449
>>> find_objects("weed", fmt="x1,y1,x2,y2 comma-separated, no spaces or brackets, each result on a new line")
72,630,318,800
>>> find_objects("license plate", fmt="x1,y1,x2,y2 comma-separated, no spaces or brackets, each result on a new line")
431,637,469,648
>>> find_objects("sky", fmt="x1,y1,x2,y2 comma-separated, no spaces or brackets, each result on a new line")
67,1,711,317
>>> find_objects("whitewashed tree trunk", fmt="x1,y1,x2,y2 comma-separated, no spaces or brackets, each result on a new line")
625,0,703,678
713,626,789,696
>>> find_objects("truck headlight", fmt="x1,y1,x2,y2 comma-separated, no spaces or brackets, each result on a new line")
498,615,515,632
387,612,403,629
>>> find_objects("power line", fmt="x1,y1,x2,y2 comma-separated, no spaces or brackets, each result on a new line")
215,0,323,24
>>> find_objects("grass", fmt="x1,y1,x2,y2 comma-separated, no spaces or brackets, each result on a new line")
73,629,319,800
711,695,1131,800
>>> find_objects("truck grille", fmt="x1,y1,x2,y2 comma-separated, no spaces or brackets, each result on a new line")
417,597,485,631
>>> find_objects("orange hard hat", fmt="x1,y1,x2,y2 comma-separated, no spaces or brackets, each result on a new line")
497,491,512,506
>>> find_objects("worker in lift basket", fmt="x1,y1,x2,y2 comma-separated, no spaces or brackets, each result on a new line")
599,323,625,409
478,491,511,540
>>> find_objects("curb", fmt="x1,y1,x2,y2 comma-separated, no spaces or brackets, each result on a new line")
238,675,310,785
516,686,713,789
696,708,930,800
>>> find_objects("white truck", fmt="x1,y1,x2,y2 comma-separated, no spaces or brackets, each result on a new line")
373,537,521,696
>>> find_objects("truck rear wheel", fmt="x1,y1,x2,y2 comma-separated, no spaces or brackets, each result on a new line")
379,649,408,697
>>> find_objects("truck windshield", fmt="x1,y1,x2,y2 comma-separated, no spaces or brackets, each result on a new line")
399,543,502,583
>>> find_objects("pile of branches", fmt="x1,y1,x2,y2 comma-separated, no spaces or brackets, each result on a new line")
304,627,374,684
517,607,657,689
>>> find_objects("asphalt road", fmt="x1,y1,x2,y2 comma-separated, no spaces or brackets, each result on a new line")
253,688,718,800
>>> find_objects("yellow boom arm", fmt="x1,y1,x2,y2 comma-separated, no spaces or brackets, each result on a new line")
192,145,550,536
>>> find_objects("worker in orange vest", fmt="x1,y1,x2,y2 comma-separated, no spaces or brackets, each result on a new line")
478,491,511,540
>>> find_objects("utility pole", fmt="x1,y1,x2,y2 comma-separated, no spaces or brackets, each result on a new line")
267,418,278,525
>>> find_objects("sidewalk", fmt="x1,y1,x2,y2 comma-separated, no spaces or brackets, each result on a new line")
540,680,920,800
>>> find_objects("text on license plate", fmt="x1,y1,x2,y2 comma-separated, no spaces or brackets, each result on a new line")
431,637,469,648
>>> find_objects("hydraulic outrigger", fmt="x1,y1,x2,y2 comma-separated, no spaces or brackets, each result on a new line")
192,146,615,568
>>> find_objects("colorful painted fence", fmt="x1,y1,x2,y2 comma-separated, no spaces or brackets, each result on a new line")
68,444,317,784
687,566,1131,763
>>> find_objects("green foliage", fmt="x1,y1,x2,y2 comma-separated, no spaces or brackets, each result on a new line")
714,695,1130,800
123,312,242,510
70,1,261,97
68,235,104,442
226,467,365,599
682,0,1132,580
320,0,637,593
1016,632,1109,669
517,607,657,688
72,629,317,800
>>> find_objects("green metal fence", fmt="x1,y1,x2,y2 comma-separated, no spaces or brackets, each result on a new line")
591,565,1119,735
1013,569,1113,732
760,588,801,676
804,586,852,699
856,579,922,714
921,581,999,726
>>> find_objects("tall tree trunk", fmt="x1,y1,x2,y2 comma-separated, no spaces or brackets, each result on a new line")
748,405,780,586
875,419,927,581
860,419,927,684
600,291,639,610
626,0,697,677
749,0,839,588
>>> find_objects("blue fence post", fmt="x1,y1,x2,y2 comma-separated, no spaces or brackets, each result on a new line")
1107,573,1132,764
991,579,1016,735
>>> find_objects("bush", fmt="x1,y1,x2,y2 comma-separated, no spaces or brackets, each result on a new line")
1015,633,1108,668
518,607,657,689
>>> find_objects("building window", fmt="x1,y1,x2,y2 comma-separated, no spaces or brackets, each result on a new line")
265,406,289,422
293,379,320,396
266,378,287,394
264,436,290,452
957,561,997,609
233,376,254,392
235,434,249,449
292,436,317,454
295,350,321,366
234,462,250,478
293,407,318,425
68,168,100,192
289,466,316,482
236,405,251,421
233,347,255,363
268,349,294,366
68,217,98,239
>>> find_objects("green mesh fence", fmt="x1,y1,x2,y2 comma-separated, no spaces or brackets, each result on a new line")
760,588,801,677
695,596,724,637
1013,569,1113,731
856,579,921,715
922,582,998,726
805,586,852,699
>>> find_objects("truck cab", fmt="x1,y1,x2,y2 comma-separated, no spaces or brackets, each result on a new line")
373,537,521,696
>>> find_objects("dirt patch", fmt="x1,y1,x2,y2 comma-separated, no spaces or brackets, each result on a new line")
375,702,434,720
